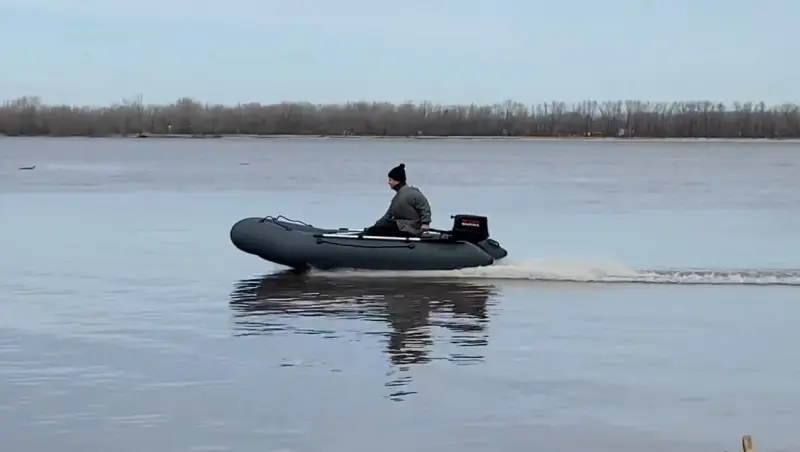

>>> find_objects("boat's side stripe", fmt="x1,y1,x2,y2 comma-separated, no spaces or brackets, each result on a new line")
317,233,423,242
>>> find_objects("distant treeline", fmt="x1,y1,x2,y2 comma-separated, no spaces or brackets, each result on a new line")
2,95,800,138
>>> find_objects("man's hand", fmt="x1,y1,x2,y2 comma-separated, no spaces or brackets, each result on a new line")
421,224,430,233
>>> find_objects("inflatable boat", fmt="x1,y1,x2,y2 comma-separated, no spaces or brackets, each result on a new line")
229,213,508,271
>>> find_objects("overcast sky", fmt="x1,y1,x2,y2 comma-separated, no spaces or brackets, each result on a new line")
0,0,796,106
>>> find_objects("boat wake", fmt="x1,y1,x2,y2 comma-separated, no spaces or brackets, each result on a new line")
310,259,800,286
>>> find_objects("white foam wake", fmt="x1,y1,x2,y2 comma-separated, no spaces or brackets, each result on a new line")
313,259,800,285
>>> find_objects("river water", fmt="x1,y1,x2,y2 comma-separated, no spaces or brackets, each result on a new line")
1,137,799,452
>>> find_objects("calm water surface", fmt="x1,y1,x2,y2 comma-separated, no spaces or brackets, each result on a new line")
1,137,799,452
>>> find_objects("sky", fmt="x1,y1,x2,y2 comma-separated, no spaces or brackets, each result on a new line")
0,0,797,107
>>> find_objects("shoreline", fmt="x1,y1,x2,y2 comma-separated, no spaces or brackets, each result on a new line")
4,97,799,140
3,133,800,143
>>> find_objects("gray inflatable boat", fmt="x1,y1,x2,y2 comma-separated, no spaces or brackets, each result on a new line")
230,214,508,271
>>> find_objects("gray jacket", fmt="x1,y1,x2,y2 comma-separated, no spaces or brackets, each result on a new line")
372,184,432,236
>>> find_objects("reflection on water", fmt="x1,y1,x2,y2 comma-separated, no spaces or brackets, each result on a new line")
229,271,499,400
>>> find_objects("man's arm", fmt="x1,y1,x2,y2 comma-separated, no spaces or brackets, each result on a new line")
414,193,432,225
371,206,392,227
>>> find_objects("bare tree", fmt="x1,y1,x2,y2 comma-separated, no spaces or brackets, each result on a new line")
2,96,800,138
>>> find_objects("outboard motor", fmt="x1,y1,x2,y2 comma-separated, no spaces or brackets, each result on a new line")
450,214,490,243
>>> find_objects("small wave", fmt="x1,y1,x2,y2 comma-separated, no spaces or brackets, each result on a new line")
313,259,800,286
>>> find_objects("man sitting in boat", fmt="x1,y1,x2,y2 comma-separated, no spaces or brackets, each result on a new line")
363,163,432,237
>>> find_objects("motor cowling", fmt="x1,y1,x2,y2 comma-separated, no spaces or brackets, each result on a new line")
450,214,490,243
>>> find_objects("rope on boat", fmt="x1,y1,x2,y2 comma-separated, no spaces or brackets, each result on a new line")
259,215,315,229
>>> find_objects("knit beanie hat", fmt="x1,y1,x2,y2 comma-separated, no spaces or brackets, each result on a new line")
388,163,406,183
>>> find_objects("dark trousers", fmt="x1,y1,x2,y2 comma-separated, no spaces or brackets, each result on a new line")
363,222,410,237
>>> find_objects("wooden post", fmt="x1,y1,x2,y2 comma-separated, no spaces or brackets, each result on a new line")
742,435,755,452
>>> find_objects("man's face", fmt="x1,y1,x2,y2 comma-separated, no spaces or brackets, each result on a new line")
388,178,399,189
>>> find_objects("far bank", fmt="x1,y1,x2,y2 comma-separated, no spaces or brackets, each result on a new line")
3,97,800,139
4,133,800,143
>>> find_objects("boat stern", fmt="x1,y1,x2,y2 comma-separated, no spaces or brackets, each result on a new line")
477,238,508,261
